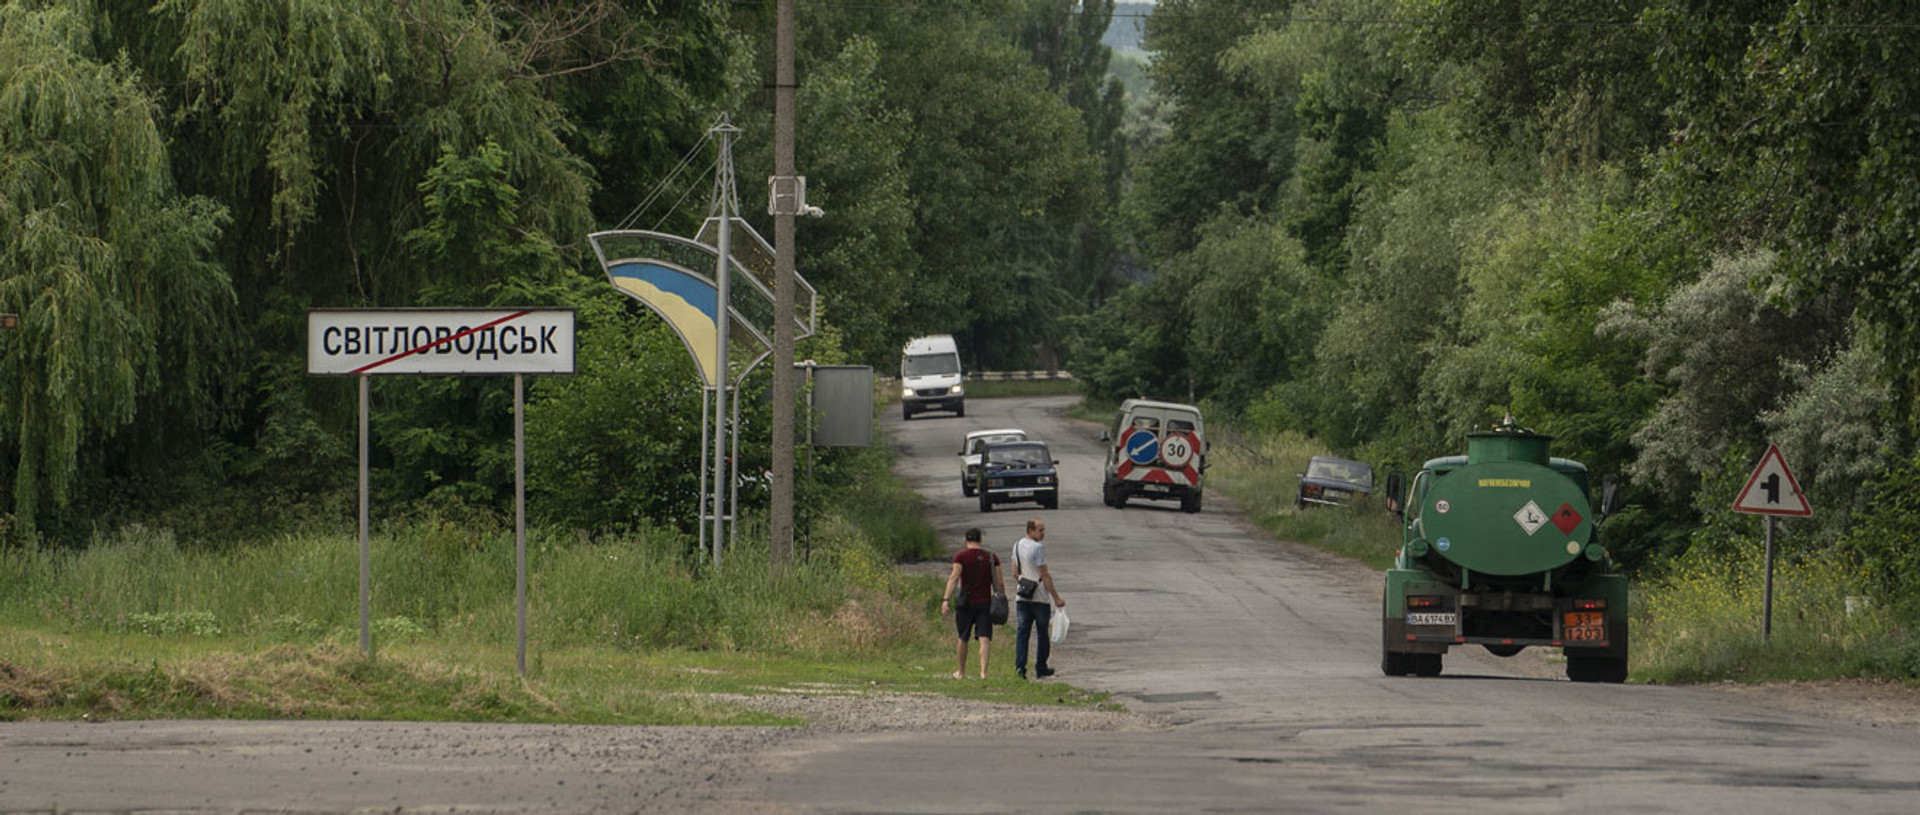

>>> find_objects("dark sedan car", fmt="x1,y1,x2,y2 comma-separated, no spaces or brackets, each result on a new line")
977,440,1059,512
1296,456,1374,508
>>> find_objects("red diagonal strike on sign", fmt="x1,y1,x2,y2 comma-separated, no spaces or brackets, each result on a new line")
351,310,531,374
1550,503,1583,535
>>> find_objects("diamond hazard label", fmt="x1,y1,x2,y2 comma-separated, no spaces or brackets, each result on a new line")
1514,500,1547,536
1550,502,1583,535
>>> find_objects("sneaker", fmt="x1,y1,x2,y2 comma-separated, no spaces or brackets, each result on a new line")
1035,666,1055,678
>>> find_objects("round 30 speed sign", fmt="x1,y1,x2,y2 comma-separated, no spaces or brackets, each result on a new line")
1161,432,1196,468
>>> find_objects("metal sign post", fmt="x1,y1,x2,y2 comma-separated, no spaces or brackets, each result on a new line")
589,116,818,568
515,373,528,675
711,119,736,566
1731,444,1813,641
359,374,371,655
1763,516,1775,640
308,307,574,674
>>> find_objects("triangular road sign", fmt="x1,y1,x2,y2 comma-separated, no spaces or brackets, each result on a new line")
1732,444,1812,516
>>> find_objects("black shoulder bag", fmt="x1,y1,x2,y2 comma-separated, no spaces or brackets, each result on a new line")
1014,545,1040,601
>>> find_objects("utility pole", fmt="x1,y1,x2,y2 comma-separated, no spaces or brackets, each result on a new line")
770,0,798,565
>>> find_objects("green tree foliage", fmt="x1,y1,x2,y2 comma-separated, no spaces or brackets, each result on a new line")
1413,0,1671,164
735,35,914,367
0,4,232,536
1178,213,1327,409
1018,1,1133,308
1064,277,1189,403
1130,0,1290,257
525,292,709,532
1096,0,1909,578
1228,0,1418,271
0,1,1133,542
1650,1,1920,439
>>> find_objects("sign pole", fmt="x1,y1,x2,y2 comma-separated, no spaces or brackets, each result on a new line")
712,119,737,567
515,373,528,676
358,374,371,657
1730,443,1810,641
1762,515,1775,641
698,386,711,563
308,308,576,670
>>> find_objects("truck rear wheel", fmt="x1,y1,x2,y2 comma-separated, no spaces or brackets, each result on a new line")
1381,618,1413,676
1101,481,1116,507
1382,649,1412,676
1181,491,1202,514
1412,653,1443,677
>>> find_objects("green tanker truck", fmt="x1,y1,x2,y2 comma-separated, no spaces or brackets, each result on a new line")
1381,417,1628,683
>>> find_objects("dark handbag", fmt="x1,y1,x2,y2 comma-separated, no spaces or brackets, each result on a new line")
989,592,1009,625
1014,547,1039,600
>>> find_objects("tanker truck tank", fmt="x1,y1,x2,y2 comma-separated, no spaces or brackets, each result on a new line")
1381,416,1628,683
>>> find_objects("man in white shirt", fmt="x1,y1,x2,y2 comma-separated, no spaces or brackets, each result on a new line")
1011,517,1066,679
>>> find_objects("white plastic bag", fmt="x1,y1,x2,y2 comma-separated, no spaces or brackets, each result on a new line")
1050,607,1070,645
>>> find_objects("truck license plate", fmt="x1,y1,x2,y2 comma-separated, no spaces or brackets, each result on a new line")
1007,490,1033,498
1406,613,1456,627
1143,484,1168,493
1563,611,1606,642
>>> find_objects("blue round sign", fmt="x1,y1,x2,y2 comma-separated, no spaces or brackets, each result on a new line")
1125,430,1160,465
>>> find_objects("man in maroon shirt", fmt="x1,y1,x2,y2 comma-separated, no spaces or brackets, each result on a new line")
941,527,1006,679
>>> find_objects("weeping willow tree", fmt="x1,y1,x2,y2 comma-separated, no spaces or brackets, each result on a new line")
0,5,231,539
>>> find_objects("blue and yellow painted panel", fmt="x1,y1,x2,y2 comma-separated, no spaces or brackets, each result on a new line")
606,260,721,386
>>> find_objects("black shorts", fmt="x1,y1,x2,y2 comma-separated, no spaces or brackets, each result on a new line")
954,601,993,641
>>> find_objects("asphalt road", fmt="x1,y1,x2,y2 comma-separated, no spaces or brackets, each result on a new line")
732,396,1920,813
5,395,1918,813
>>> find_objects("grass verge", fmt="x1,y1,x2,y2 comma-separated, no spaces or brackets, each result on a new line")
961,378,1081,400
1210,429,1400,569
0,438,1114,723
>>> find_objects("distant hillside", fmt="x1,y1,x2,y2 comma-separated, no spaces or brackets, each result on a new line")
1104,2,1152,60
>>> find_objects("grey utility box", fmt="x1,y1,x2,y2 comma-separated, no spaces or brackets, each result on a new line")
804,364,873,447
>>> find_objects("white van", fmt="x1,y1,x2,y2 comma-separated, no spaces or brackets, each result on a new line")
900,335,964,420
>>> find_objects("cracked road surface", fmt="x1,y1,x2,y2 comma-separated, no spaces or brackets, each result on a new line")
4,396,1917,813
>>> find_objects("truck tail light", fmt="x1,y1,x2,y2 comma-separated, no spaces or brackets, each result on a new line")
1573,598,1607,610
1407,595,1445,609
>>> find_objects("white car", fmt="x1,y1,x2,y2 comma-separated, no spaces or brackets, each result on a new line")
959,428,1027,496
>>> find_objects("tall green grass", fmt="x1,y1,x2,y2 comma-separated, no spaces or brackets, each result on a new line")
0,512,934,659
1209,428,1401,568
1634,545,1919,683
960,379,1082,399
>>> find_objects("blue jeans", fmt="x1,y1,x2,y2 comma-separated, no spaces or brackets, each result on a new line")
1015,601,1052,672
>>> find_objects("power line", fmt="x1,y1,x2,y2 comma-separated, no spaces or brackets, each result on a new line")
613,130,714,232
